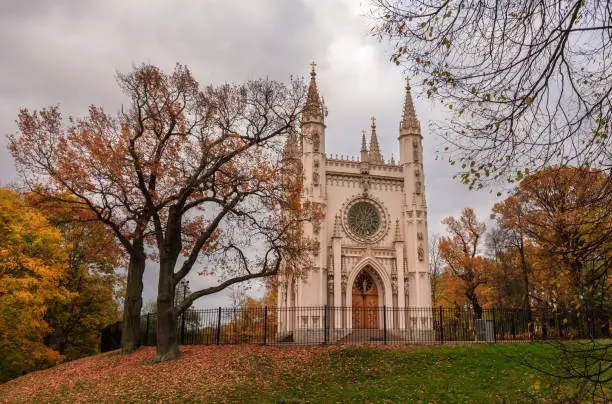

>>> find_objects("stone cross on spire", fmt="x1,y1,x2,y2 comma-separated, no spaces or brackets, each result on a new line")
369,116,383,163
303,61,323,122
401,78,420,134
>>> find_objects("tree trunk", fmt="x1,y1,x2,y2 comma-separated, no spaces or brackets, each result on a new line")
121,244,146,354
155,207,182,360
466,288,483,319
156,259,179,359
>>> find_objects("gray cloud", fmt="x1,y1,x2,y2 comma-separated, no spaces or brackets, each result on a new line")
0,0,500,308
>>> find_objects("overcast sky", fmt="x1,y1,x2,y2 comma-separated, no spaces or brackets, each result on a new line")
0,0,499,308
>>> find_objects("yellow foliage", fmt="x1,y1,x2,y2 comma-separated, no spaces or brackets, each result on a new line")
0,188,70,381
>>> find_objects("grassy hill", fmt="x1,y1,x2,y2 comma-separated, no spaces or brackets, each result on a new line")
1,343,608,402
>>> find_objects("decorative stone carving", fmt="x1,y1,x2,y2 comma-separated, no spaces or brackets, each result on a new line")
417,244,424,261
327,273,334,293
313,218,321,234
313,172,319,186
313,241,320,256
417,232,423,241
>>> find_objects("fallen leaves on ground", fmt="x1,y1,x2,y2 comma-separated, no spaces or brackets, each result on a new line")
0,345,323,403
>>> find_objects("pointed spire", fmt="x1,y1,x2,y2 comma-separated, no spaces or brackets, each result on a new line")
391,153,396,165
303,61,323,121
369,116,383,163
401,78,420,134
394,219,403,242
332,214,343,238
360,129,369,162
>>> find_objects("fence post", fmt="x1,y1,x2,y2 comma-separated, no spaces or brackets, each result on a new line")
263,306,268,345
383,305,387,345
511,314,516,341
181,312,186,345
144,313,150,346
492,308,497,343
439,306,444,344
216,307,222,345
324,305,328,345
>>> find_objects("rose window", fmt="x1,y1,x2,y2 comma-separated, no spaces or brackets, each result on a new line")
347,202,381,237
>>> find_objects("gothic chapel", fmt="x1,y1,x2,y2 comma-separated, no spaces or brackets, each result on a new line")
278,64,432,338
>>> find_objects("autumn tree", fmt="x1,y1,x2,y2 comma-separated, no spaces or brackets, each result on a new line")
371,0,612,187
9,64,310,359
123,66,310,359
439,208,491,317
27,194,125,360
10,107,157,353
493,167,611,312
484,227,530,308
0,189,68,381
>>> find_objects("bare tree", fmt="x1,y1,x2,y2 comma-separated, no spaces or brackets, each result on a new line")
428,233,443,305
370,0,612,188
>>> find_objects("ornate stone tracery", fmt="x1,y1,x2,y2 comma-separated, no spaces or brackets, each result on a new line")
347,201,381,237
340,195,390,244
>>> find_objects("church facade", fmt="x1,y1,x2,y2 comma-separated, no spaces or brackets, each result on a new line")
278,65,432,336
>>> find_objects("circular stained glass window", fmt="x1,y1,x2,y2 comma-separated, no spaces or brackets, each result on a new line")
347,202,381,237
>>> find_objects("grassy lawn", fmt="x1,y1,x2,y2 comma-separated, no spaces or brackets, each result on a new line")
1,342,609,403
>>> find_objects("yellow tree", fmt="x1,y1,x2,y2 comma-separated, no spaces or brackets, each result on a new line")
0,189,69,381
26,194,125,360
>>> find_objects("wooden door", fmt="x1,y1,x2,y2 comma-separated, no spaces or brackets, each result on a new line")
352,271,378,329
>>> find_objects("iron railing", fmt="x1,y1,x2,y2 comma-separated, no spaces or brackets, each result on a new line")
131,306,610,347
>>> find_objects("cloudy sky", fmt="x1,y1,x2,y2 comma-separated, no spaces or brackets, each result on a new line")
0,0,499,307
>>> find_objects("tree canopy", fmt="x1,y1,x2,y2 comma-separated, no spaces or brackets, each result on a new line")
0,189,68,381
9,63,311,358
371,0,612,187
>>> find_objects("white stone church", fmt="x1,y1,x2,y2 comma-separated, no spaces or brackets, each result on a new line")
277,65,432,339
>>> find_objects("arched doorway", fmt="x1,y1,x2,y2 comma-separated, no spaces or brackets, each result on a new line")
352,269,379,329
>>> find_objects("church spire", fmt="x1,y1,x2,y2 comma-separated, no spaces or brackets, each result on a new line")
369,116,383,163
360,129,369,162
303,61,323,122
400,78,420,134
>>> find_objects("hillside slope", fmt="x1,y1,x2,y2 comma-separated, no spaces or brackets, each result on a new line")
1,344,607,402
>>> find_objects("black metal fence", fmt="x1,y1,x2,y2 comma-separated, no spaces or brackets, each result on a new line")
129,306,610,348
